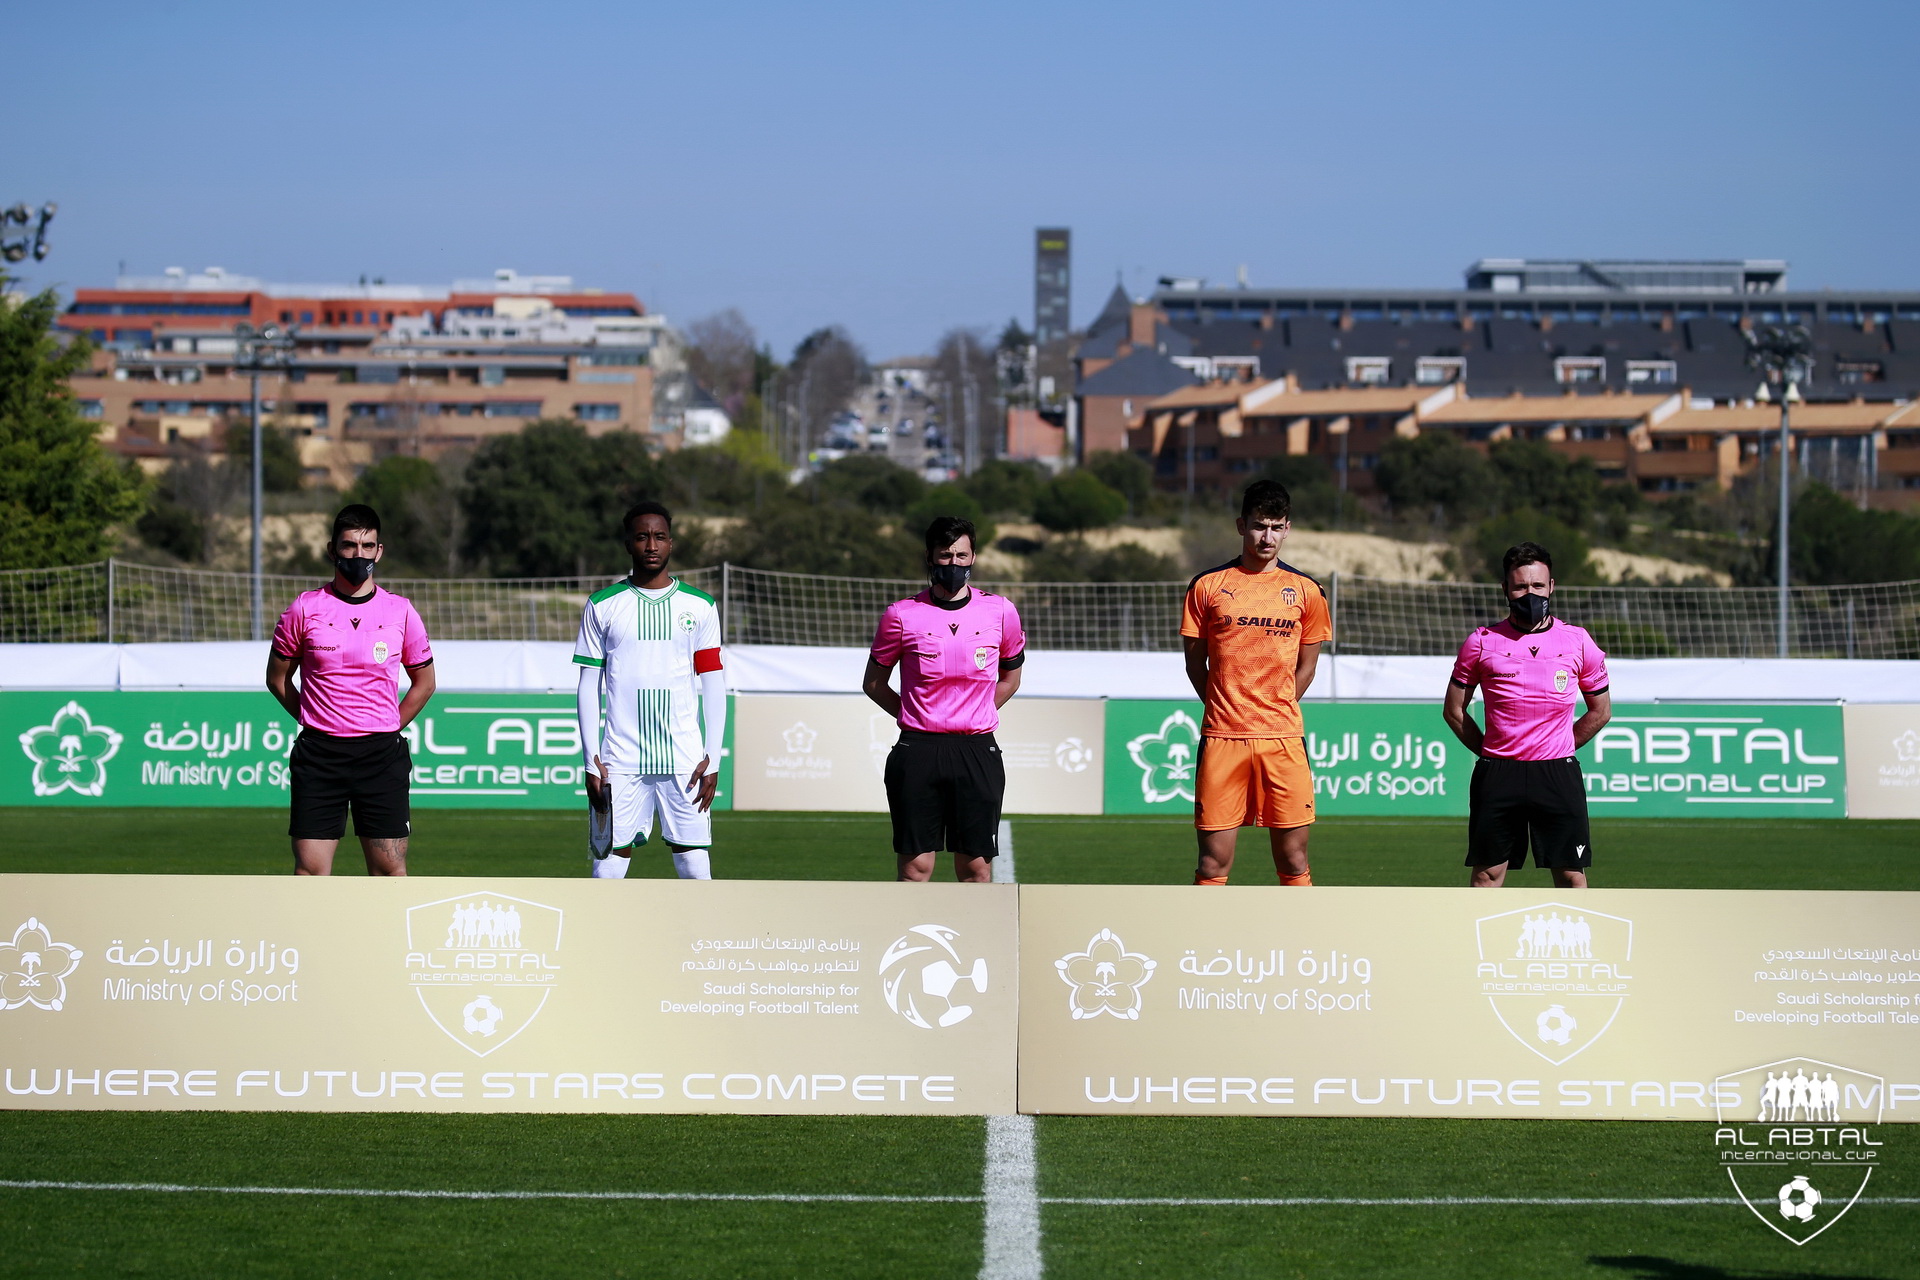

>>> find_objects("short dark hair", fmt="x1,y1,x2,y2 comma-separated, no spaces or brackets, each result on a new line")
622,501,672,537
1240,479,1291,523
1502,541,1554,581
924,515,977,556
331,504,380,547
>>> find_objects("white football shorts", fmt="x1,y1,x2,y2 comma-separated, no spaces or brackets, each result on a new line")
609,772,712,851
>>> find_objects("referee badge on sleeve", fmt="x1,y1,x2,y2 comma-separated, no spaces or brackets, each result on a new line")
1554,670,1569,693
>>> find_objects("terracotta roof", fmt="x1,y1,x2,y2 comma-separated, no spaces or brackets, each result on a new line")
1142,380,1272,412
1654,401,1906,433
1240,383,1434,416
1422,391,1675,424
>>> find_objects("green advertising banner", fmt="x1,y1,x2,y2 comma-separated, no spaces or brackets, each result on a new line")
1577,702,1844,819
1,692,734,812
1101,700,1848,819
1102,700,1472,817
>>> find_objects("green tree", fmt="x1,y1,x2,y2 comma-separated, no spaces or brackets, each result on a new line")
223,421,304,493
1032,470,1125,532
0,285,146,567
1374,433,1492,525
722,497,923,577
1487,439,1601,528
1084,451,1153,517
1788,483,1920,584
660,436,789,512
816,453,925,514
1026,537,1179,582
903,483,994,551
460,420,664,576
348,455,458,573
1471,509,1598,584
961,458,1045,516
1254,454,1338,523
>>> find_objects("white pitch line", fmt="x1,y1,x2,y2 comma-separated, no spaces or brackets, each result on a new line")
981,821,1040,1279
1047,1196,1920,1207
4,1181,1916,1209
980,1115,1043,1279
992,819,1016,883
0,1179,975,1204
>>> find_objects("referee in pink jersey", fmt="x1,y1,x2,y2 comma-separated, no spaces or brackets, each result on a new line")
862,516,1026,883
266,504,436,876
1442,542,1612,888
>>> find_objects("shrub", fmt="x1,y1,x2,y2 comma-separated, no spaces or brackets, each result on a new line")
1032,471,1125,532
1025,537,1179,583
815,453,925,514
961,459,1046,516
903,484,994,555
1084,451,1154,516
1470,510,1598,585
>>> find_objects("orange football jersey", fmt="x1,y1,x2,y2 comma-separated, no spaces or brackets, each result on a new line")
1180,558,1332,738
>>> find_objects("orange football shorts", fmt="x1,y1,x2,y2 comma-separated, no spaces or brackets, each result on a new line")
1195,736,1316,830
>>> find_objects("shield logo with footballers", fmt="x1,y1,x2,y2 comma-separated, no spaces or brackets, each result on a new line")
405,892,563,1057
1473,902,1632,1065
1712,1057,1884,1245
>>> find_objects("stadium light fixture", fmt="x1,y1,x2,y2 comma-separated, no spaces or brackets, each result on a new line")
0,202,56,263
234,323,300,642
1744,323,1816,658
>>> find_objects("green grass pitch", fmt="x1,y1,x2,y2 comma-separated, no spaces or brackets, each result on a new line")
2,808,1916,1277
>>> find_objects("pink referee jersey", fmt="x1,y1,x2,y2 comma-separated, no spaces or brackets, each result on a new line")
1451,617,1608,761
271,585,433,736
869,589,1026,734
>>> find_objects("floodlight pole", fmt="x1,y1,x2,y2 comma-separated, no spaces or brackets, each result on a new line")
251,369,263,640
235,324,298,641
1746,323,1813,659
1775,391,1792,659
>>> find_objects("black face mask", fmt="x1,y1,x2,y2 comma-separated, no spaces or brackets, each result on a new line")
334,554,376,588
1509,592,1551,630
930,562,971,595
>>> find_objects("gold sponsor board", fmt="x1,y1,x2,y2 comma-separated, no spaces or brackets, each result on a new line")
731,694,1103,814
1844,704,1920,819
0,876,1017,1113
1018,886,1920,1119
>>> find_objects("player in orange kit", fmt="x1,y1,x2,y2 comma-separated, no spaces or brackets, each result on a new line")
1180,480,1331,886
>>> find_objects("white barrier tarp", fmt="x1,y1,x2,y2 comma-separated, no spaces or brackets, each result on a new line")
1,642,1915,702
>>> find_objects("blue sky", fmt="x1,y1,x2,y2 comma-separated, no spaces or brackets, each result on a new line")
7,0,1916,358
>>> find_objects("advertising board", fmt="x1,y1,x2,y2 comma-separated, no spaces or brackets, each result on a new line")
1103,701,1847,819
730,694,1103,814
1842,704,1920,819
1,692,734,811
1018,885,1919,1118
0,876,1016,1113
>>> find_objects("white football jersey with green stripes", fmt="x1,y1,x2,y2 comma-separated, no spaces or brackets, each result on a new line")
572,578,721,776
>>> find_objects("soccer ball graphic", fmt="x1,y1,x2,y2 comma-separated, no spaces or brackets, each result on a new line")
879,925,988,1029
1778,1175,1821,1222
463,994,505,1037
1055,737,1095,773
1536,1004,1577,1046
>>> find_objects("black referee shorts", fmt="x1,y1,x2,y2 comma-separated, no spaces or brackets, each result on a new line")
289,729,412,841
1466,755,1592,870
883,730,1004,858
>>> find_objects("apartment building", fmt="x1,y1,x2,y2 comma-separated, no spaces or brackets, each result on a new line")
1087,258,1920,507
63,268,722,488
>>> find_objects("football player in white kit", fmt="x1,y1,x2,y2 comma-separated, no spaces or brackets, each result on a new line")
574,502,726,879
